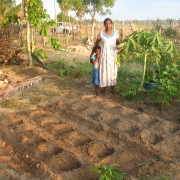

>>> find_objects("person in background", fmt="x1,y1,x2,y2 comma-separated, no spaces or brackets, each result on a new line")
90,18,120,94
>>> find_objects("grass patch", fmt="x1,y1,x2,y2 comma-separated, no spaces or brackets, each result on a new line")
0,98,31,109
116,63,145,101
24,83,61,105
47,59,92,78
140,172,174,180
0,81,62,110
138,158,179,180
116,62,180,107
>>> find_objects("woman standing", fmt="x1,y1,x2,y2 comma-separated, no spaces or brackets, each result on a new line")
90,18,120,94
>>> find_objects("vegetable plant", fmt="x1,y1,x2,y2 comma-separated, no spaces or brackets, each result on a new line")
117,29,177,90
144,68,154,83
154,63,180,107
91,162,124,180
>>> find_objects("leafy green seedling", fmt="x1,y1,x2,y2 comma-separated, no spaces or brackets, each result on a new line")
91,162,124,180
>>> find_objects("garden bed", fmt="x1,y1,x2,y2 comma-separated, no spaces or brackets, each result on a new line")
0,51,179,179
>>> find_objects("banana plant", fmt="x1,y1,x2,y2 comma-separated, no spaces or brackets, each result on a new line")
117,29,177,90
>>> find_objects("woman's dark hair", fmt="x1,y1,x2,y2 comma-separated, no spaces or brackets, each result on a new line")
104,18,113,25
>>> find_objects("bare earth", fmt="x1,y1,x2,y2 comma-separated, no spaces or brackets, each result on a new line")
0,51,180,180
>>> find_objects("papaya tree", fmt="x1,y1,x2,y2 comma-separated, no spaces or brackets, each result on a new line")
118,29,177,90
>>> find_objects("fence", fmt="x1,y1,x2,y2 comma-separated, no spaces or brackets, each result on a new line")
38,19,180,48
1,19,180,52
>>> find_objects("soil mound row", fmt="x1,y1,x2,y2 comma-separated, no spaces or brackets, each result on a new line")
0,94,179,179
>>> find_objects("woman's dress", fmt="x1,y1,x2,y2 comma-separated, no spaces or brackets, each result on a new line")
98,30,118,87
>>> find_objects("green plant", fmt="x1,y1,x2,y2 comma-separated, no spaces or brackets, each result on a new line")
48,59,92,78
154,63,180,107
48,60,66,69
59,69,70,77
144,69,153,83
47,37,62,50
116,65,141,98
34,48,48,60
0,98,31,109
118,29,177,90
1,15,20,26
91,162,124,180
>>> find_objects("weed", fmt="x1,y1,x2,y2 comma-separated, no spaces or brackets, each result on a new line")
27,84,61,104
34,48,48,60
154,63,180,107
0,98,30,109
47,59,67,69
91,162,124,180
48,59,92,78
116,64,141,99
141,172,173,180
138,159,177,180
115,62,180,107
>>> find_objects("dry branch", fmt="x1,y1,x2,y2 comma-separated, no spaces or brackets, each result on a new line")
1,75,51,97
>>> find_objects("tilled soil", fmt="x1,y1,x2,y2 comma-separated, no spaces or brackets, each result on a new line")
0,54,180,179
0,91,180,179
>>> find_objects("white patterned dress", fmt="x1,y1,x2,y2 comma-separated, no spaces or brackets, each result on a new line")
97,30,119,87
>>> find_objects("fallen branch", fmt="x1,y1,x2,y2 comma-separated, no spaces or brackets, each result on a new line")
2,75,51,97
31,52,48,69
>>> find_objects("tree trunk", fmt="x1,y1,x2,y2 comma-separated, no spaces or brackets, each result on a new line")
140,53,147,90
31,28,35,52
66,17,71,45
54,0,57,23
120,21,125,41
72,22,75,41
26,21,32,66
91,20,95,43
78,18,83,40
42,36,45,48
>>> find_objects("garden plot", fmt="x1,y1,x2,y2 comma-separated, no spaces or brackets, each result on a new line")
0,92,180,179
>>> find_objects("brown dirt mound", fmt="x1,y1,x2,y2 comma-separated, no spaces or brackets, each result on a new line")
0,92,180,179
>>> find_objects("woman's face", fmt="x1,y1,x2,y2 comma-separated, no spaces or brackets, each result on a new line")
104,20,112,30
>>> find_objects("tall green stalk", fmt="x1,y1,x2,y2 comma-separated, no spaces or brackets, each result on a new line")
140,53,147,90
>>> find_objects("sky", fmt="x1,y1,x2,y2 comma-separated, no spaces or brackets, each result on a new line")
16,0,180,21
